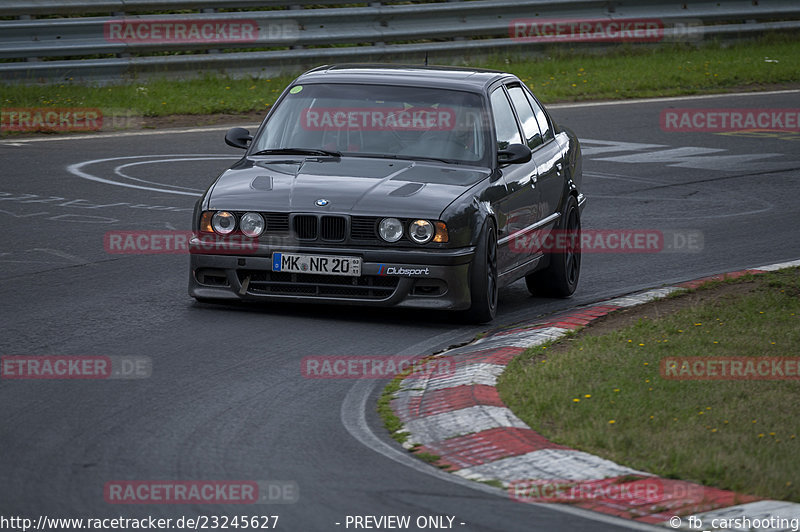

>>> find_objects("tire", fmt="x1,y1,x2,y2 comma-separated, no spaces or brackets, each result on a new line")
525,194,581,298
463,219,499,323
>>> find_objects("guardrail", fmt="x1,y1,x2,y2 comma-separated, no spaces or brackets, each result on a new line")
2,0,799,84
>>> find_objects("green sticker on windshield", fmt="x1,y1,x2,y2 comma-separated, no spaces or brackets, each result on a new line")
289,85,303,94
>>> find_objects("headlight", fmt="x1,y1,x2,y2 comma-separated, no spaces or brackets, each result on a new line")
408,219,434,244
239,212,265,237
379,218,404,243
211,211,236,234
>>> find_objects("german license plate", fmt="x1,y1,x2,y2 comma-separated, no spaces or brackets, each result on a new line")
272,252,362,277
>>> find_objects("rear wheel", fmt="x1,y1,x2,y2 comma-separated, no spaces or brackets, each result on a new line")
525,194,581,297
463,219,498,323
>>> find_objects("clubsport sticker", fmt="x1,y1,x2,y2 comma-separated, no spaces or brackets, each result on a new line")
377,264,431,277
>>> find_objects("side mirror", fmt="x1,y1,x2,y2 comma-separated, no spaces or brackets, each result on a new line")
497,143,532,165
225,127,252,149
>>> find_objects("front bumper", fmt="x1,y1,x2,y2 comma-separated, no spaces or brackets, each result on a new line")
188,240,476,310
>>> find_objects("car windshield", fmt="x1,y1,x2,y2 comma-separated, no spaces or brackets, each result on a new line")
252,83,491,166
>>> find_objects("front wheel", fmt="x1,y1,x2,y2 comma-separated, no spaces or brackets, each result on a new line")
525,194,581,297
462,219,498,324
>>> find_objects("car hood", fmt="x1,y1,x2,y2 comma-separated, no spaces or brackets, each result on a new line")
206,156,489,218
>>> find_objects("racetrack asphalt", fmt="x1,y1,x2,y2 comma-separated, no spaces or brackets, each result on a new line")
1,89,798,531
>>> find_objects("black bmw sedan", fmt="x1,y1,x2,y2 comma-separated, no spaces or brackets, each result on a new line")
189,64,585,323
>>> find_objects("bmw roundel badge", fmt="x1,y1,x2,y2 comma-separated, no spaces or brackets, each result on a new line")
315,199,329,207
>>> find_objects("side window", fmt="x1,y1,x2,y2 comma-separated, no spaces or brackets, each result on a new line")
507,85,543,149
525,90,554,142
490,88,522,150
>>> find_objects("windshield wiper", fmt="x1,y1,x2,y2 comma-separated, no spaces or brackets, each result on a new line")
405,155,459,165
350,153,459,165
251,147,341,157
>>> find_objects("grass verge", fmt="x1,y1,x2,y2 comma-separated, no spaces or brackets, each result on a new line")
1,33,798,125
497,268,800,502
377,375,409,445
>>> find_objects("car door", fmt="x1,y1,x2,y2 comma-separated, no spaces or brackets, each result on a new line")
489,85,540,273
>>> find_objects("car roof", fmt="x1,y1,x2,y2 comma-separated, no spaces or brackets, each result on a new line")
295,64,515,92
